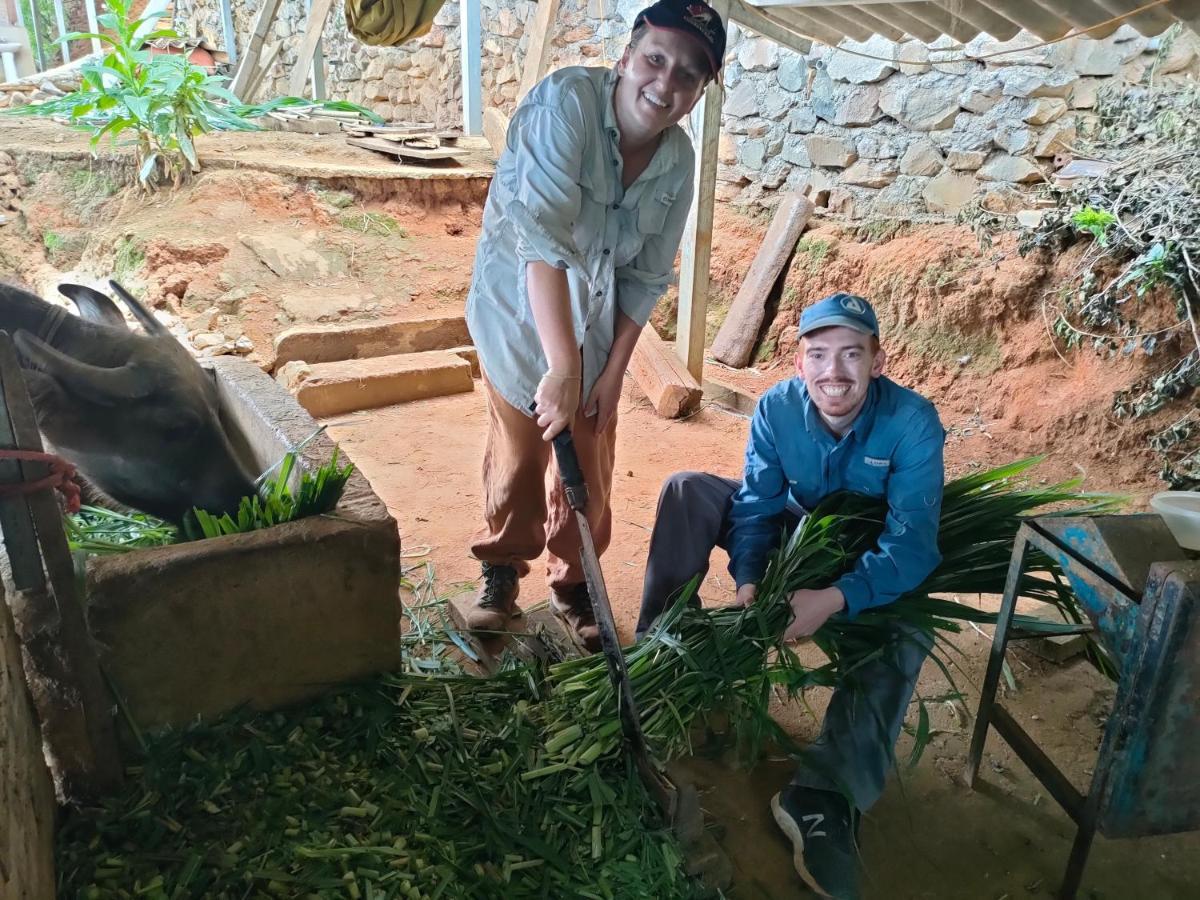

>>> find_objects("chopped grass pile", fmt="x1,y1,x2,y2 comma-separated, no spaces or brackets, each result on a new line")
57,663,700,899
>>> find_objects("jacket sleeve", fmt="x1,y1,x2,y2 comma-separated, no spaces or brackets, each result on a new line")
834,406,945,616
615,147,695,327
726,395,791,587
504,98,587,273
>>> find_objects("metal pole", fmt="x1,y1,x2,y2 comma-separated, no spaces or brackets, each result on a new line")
306,0,325,100
84,0,100,56
218,0,237,65
52,0,68,64
460,0,482,134
27,0,46,71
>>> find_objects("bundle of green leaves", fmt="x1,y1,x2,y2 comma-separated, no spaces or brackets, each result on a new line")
540,457,1117,769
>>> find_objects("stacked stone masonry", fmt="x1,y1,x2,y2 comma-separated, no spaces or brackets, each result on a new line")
7,0,1199,217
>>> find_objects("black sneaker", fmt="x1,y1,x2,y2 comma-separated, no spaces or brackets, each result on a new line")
770,785,860,899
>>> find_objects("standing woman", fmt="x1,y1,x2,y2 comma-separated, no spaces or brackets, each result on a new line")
463,0,726,650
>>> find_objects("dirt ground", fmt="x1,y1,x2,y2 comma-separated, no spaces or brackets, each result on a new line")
2,120,1198,898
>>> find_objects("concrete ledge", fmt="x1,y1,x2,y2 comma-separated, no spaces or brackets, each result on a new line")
291,351,474,418
273,316,471,369
84,358,401,730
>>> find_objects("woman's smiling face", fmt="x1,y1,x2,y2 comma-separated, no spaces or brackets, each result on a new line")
614,27,710,141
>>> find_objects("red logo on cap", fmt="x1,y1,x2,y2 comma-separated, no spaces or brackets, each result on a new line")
684,4,716,39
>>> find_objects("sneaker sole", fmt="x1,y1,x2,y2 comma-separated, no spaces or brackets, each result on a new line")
770,792,832,899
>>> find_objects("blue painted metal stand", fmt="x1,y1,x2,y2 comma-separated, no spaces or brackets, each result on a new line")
965,514,1200,899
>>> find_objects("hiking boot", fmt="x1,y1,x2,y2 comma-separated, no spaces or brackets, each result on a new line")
770,785,861,899
551,583,602,653
465,563,519,633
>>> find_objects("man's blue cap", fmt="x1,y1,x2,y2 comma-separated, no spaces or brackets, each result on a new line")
798,293,879,338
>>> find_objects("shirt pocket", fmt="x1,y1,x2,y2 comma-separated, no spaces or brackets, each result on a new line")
638,189,675,236
845,455,890,497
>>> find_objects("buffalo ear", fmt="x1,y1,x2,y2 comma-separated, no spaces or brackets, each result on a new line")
108,280,170,338
58,284,127,329
13,331,153,405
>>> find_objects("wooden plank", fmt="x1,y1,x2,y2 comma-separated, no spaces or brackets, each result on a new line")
230,0,284,100
288,0,338,97
347,135,467,162
629,326,703,419
728,0,811,56
676,0,729,383
243,39,281,103
709,192,813,368
0,335,121,798
460,0,482,135
516,0,560,103
483,107,509,157
447,596,579,676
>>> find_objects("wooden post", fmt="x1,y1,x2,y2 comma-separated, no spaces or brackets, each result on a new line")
287,0,338,98
242,39,281,103
516,0,559,103
460,0,482,135
230,0,284,100
0,335,122,799
675,0,728,383
219,0,237,65
84,0,100,56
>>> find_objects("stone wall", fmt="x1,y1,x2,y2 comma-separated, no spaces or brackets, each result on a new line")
167,3,1195,216
1,589,57,900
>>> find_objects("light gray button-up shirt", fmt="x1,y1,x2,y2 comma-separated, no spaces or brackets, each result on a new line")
466,65,696,414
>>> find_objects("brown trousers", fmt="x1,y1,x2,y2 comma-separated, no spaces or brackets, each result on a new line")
470,374,617,592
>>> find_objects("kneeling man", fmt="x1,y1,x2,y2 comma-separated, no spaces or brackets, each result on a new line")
638,293,946,899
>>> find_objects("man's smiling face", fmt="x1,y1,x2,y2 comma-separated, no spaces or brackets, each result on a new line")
796,326,886,427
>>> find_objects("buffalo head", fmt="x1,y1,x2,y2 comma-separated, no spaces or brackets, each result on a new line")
0,279,257,523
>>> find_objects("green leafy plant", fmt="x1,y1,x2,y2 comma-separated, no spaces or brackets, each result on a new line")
5,0,380,189
183,449,354,540
1071,206,1117,244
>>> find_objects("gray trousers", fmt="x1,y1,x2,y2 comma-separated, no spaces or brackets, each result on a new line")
637,471,930,812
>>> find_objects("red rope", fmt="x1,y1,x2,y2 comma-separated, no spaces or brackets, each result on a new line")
0,449,82,514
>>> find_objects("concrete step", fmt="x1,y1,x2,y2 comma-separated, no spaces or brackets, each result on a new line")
273,316,471,368
285,350,474,417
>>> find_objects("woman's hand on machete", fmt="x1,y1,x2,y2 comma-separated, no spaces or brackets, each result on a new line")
534,372,581,441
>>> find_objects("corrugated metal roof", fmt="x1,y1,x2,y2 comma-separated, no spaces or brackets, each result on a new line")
742,0,1200,45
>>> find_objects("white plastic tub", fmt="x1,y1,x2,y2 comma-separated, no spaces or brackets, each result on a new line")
1150,491,1200,551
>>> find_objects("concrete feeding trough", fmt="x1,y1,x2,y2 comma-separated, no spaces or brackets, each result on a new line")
84,357,401,731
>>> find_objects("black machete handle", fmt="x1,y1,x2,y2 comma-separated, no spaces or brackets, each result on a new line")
530,402,588,511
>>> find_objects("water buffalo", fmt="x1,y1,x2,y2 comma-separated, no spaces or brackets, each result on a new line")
0,279,257,523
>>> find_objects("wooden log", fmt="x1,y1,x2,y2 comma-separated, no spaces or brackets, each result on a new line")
287,0,338,98
709,192,814,368
629,327,703,419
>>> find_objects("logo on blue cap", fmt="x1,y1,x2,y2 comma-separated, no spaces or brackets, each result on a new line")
798,292,879,338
